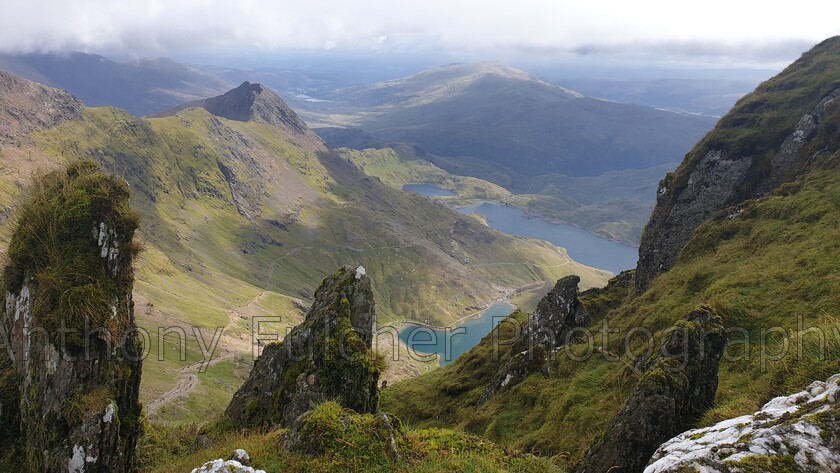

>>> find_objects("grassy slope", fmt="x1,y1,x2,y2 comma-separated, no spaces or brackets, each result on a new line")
383,152,840,467
0,105,608,424
138,402,564,473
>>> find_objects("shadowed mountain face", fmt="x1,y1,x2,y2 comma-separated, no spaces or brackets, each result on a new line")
301,62,716,178
0,52,230,116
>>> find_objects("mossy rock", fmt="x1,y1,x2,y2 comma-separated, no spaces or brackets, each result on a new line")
3,160,139,349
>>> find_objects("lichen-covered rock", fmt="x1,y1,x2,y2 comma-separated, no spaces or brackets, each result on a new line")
577,307,726,473
646,373,840,473
0,161,142,471
478,276,587,405
191,458,266,473
225,265,381,428
230,449,251,466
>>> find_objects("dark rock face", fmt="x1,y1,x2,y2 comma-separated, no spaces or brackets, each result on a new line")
156,81,312,137
0,161,142,471
634,85,840,294
225,265,381,428
478,275,587,405
576,307,726,473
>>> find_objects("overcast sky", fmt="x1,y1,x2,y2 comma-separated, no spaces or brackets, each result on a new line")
1,0,838,66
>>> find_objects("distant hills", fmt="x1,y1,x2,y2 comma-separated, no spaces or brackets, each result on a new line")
300,62,716,178
0,54,726,244
290,62,718,243
557,77,759,117
0,52,230,115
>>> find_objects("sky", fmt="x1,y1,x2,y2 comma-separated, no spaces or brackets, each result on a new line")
0,0,838,67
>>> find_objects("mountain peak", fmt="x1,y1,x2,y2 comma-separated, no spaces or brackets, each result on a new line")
157,80,312,136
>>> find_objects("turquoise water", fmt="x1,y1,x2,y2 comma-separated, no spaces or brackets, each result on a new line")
398,302,515,366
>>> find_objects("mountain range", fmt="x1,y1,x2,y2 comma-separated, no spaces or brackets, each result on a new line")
0,70,607,427
0,52,230,116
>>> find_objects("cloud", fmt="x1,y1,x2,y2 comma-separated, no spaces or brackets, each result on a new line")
0,0,837,66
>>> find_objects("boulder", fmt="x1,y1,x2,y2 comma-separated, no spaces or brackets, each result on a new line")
191,458,265,473
0,161,143,471
577,307,726,473
225,265,381,428
646,373,840,472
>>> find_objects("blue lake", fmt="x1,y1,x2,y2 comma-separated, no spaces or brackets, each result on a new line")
456,202,638,274
401,183,638,274
398,302,515,366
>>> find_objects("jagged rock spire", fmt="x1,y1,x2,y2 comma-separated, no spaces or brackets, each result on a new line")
0,161,143,472
225,265,381,428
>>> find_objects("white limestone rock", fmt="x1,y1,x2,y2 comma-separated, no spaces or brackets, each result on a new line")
191,458,265,473
645,373,840,472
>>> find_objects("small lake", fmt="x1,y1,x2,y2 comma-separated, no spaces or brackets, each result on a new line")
403,183,457,197
402,183,638,274
398,302,515,366
456,202,638,274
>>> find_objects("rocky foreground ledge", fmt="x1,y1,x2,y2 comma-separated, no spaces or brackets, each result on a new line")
646,372,840,472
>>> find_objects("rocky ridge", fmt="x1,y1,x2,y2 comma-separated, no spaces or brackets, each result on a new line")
0,68,83,146
156,81,314,138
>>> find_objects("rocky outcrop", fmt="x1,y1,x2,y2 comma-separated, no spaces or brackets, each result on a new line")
634,39,840,293
519,275,588,351
478,275,587,405
0,69,84,146
577,307,726,473
0,161,143,471
225,265,381,428
156,81,313,137
646,373,840,473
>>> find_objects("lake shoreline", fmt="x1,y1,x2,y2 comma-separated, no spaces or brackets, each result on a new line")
403,182,641,248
